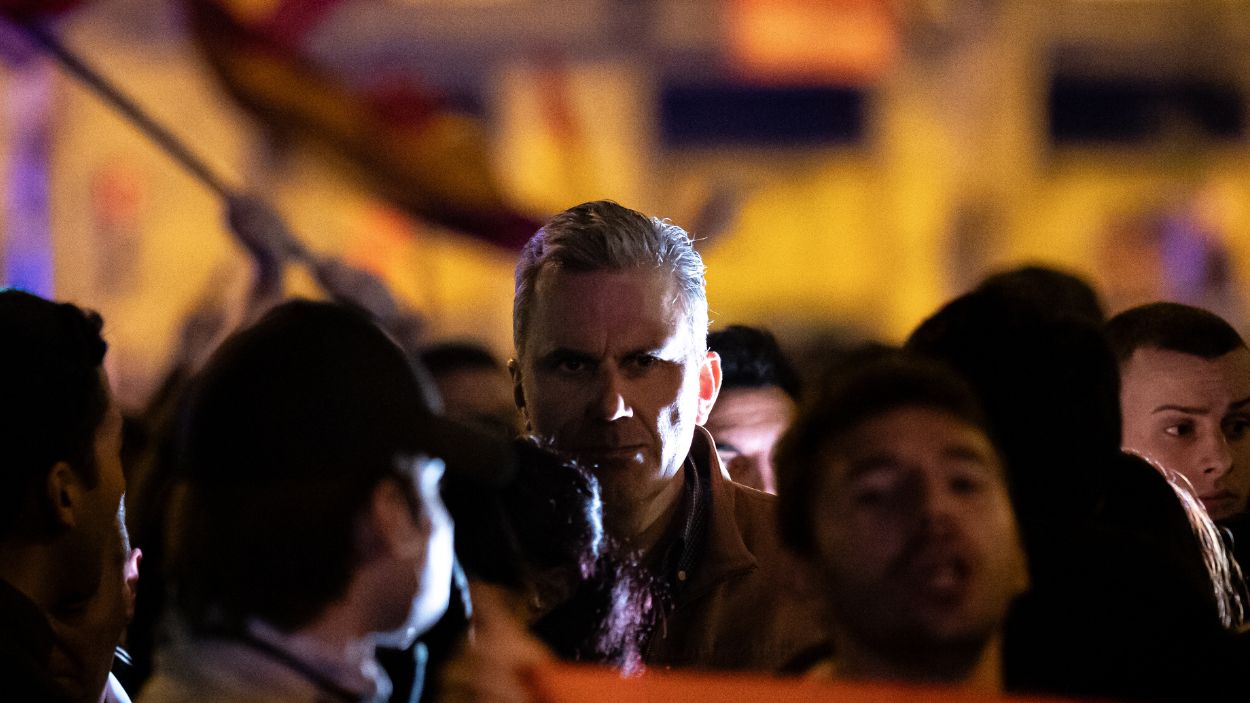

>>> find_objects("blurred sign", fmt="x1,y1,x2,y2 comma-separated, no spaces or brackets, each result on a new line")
726,0,896,85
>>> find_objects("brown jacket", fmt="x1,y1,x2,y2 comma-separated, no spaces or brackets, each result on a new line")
644,427,828,672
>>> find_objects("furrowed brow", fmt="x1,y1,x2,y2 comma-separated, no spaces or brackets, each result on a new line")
1152,404,1210,415
539,348,598,366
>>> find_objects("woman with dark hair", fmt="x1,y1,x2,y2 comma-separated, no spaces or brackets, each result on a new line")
442,438,655,671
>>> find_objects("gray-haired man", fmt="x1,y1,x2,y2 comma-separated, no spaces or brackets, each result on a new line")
509,200,824,671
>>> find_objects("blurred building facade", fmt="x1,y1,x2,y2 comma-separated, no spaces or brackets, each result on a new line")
3,0,1250,407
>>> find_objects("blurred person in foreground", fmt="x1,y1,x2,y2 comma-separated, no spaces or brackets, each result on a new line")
139,301,456,703
0,290,139,703
774,350,1027,693
419,341,523,437
509,200,824,669
704,325,801,494
1108,302,1250,574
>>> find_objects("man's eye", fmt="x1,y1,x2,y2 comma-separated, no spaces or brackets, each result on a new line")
949,474,986,495
849,477,900,507
633,354,657,369
1225,417,1250,440
852,489,887,507
552,357,589,373
1164,422,1195,438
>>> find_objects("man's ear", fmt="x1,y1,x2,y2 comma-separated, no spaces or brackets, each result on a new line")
695,350,723,426
45,461,85,529
507,358,524,409
370,479,429,561
124,548,142,622
508,358,530,430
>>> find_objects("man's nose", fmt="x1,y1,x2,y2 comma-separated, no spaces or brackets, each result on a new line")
917,479,963,527
1202,431,1234,479
595,370,633,421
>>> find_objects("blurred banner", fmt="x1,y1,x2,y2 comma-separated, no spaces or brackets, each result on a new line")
530,662,1083,703
181,0,542,249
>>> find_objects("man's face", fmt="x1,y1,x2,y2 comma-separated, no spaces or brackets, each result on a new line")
1120,347,1250,521
47,382,134,703
85,382,126,541
812,406,1026,657
513,268,720,515
48,505,137,703
375,455,455,649
704,386,794,494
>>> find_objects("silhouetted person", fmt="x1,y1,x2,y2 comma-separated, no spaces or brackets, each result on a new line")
139,301,457,702
0,290,137,703
977,264,1106,324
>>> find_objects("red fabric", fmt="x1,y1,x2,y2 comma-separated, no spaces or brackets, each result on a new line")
530,662,1089,703
184,0,540,249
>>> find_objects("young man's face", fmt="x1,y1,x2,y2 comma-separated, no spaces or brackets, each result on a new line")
704,386,794,494
48,505,138,703
47,378,134,703
1120,347,1250,521
812,406,1027,658
375,455,455,650
513,268,720,517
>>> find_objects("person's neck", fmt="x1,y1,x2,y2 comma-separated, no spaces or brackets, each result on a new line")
274,599,374,657
609,462,687,557
833,632,1004,695
246,608,382,702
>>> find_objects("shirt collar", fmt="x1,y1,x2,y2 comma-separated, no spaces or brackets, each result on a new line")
244,619,392,703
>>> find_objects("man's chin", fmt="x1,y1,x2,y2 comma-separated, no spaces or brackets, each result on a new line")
577,446,648,469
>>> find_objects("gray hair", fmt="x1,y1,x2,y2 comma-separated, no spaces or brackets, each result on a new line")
513,200,708,357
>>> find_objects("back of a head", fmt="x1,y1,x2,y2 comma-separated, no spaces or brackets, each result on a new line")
977,265,1106,324
1106,301,1246,364
419,341,504,377
513,200,708,355
906,290,1122,524
171,300,435,633
774,347,989,555
707,325,802,400
0,289,108,542
444,439,603,590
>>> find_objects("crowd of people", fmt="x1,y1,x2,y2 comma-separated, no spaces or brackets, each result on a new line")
3,199,1250,702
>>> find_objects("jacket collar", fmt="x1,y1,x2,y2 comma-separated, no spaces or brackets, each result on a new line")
676,426,759,603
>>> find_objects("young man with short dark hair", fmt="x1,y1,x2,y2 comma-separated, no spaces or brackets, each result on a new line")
1107,302,1250,523
774,350,1028,693
0,289,136,703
